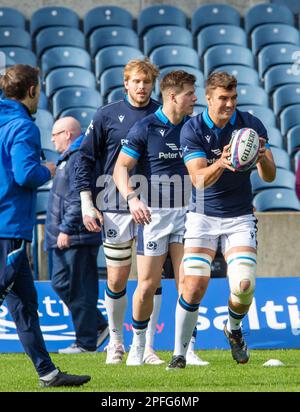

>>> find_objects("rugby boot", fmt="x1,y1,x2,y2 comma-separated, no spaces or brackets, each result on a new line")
224,323,249,364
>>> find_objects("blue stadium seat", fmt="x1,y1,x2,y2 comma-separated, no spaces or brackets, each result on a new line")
294,150,300,172
258,43,300,78
30,6,80,37
287,125,300,156
0,7,25,29
280,104,300,135
194,87,206,107
238,105,276,127
251,168,296,193
204,45,254,77
0,27,31,49
35,27,85,58
264,64,300,94
99,67,124,98
193,105,206,115
271,0,300,15
251,24,299,56
253,188,300,211
38,90,48,110
83,6,133,38
95,46,143,80
34,109,54,130
273,84,300,115
89,26,139,59
237,85,269,107
39,128,54,151
271,147,291,169
41,47,91,78
137,5,187,37
0,47,37,67
244,3,294,34
59,108,95,130
197,25,247,57
191,3,240,36
150,45,199,70
52,87,102,118
45,67,96,97
213,65,259,85
266,127,284,149
155,66,204,96
106,87,125,103
0,53,15,70
143,26,193,56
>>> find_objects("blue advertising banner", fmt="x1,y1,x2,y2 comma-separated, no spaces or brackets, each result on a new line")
0,277,299,352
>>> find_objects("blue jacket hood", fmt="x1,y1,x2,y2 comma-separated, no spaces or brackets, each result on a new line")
0,99,32,127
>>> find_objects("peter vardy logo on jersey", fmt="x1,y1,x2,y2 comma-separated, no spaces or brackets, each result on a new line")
158,143,184,159
118,115,125,123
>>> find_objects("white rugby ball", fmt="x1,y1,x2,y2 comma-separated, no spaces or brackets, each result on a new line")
229,128,260,172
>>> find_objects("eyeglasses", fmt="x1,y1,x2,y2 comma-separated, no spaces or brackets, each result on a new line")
52,130,66,137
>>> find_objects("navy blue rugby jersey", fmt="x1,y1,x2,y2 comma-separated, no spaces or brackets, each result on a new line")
121,107,190,208
75,96,159,211
181,108,269,218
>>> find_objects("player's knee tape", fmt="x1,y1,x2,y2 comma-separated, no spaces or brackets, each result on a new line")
103,240,133,267
227,252,257,305
183,253,212,277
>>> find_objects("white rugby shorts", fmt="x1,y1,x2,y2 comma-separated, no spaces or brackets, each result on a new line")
184,212,257,254
137,208,186,256
102,212,136,244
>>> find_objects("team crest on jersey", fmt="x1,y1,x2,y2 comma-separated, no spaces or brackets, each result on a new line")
118,115,125,123
204,134,212,143
159,129,165,137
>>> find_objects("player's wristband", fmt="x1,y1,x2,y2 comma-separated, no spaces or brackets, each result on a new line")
126,192,138,203
80,191,97,219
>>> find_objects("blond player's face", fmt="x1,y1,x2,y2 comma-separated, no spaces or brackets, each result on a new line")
125,70,154,107
206,87,237,123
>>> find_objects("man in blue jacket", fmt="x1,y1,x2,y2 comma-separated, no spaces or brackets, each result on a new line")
0,64,91,387
45,116,109,354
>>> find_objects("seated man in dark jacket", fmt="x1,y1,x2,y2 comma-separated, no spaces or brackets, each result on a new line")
45,116,108,354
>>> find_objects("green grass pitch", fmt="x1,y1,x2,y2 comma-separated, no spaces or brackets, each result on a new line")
0,349,299,392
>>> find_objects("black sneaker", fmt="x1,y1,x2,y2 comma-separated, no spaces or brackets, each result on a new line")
166,355,186,370
224,323,249,364
40,369,91,387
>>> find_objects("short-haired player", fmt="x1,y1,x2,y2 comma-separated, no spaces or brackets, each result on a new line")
113,71,200,366
167,71,276,369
